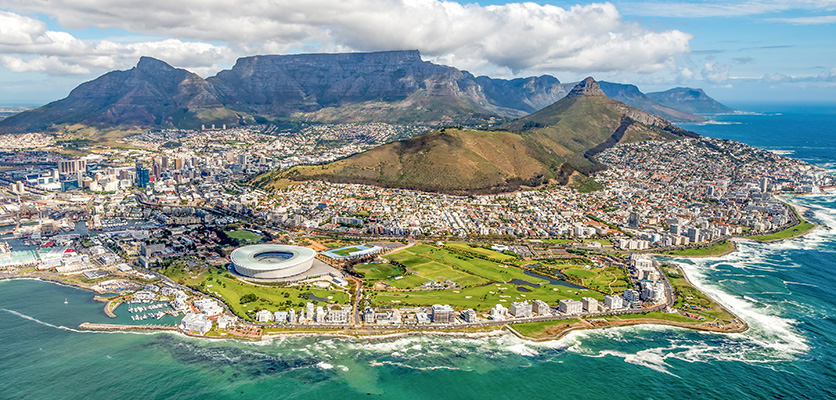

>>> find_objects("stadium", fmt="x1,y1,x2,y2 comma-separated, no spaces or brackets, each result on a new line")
230,244,316,280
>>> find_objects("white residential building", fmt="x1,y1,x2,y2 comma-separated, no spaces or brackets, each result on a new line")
180,312,212,335
558,299,583,315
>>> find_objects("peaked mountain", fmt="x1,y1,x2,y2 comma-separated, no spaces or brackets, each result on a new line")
252,77,698,194
647,87,736,114
0,57,238,133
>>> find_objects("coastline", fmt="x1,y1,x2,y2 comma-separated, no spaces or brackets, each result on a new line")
0,271,748,343
10,207,820,343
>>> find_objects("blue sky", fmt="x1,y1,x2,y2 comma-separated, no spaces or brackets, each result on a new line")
0,0,834,106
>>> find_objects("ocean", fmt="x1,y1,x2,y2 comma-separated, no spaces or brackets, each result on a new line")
2,103,836,399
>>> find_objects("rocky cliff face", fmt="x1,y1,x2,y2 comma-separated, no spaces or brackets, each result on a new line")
208,50,568,120
0,50,721,133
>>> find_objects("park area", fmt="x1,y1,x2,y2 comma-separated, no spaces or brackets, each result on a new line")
380,244,541,289
369,281,604,311
561,265,630,295
661,264,736,322
225,229,263,245
443,242,517,262
159,260,348,321
354,262,404,280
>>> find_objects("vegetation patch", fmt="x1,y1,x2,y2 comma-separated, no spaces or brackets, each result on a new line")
746,219,815,241
225,229,263,245
371,282,603,311
354,263,405,280
663,240,734,257
159,261,348,321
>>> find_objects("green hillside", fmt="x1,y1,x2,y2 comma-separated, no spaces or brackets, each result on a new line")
252,77,697,194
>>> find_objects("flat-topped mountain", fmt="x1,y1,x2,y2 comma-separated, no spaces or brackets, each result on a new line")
647,87,736,114
252,77,698,194
0,51,732,133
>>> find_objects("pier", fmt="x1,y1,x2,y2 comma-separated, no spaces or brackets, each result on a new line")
78,322,177,332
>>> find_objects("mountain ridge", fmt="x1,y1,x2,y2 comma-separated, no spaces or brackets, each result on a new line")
0,51,732,133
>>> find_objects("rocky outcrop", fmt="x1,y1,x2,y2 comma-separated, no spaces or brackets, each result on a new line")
568,77,605,96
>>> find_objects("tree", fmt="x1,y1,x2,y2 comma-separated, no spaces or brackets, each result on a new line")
240,293,258,304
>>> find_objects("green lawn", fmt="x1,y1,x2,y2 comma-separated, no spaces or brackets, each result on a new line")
159,262,348,321
422,248,543,283
746,220,815,241
444,242,517,261
382,260,489,288
563,268,597,279
226,229,263,244
354,263,404,280
371,282,604,311
612,311,698,324
663,240,734,257
380,244,537,288
332,246,364,256
562,265,630,295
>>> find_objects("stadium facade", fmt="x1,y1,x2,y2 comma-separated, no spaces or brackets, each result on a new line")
230,244,316,280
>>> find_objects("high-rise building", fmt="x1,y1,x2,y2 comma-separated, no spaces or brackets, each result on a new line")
460,309,477,323
604,295,624,310
58,159,87,174
532,300,551,315
558,299,583,315
136,163,150,188
760,177,769,193
687,227,701,243
623,289,641,303
582,297,599,313
432,304,455,323
510,301,532,318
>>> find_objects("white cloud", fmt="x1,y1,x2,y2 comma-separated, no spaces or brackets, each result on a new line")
701,61,730,83
0,1,692,77
768,15,836,24
0,10,233,75
621,0,836,18
761,67,836,82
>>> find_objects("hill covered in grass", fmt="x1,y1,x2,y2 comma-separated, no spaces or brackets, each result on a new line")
251,77,698,194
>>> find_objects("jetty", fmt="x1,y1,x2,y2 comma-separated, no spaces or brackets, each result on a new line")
78,322,177,332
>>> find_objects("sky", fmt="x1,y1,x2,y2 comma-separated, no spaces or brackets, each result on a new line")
0,0,834,106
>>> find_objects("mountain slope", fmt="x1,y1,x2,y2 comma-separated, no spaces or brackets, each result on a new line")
0,51,718,133
599,81,707,123
0,57,239,133
253,77,698,194
647,87,736,114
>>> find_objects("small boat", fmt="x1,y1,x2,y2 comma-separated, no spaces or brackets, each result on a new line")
64,298,68,304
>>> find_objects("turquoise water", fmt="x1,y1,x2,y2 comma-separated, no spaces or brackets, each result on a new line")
2,105,836,399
